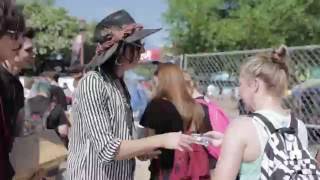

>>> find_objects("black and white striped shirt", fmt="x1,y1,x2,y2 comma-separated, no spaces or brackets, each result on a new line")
67,70,135,180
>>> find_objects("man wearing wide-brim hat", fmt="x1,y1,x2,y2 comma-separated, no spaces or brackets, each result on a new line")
67,10,196,180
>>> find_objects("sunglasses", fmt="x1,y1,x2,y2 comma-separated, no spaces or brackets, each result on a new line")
127,41,145,50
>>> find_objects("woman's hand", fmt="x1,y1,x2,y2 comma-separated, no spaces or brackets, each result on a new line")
160,132,195,151
204,131,224,147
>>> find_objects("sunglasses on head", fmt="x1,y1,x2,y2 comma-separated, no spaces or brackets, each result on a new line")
6,30,20,40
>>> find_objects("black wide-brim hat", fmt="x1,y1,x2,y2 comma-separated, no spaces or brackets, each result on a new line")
87,10,161,68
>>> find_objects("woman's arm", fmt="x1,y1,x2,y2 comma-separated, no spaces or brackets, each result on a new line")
80,74,194,164
211,119,249,180
116,132,193,160
136,128,159,161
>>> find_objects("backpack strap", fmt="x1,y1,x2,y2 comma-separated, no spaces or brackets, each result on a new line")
251,112,297,135
289,113,298,130
288,113,299,136
196,99,212,131
250,113,276,134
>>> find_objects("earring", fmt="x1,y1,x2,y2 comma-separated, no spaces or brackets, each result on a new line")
115,57,123,66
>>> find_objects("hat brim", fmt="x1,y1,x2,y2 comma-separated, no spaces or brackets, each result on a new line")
86,43,120,69
87,28,161,69
125,28,161,43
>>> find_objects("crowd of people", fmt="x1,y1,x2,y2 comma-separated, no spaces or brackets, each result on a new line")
0,1,319,180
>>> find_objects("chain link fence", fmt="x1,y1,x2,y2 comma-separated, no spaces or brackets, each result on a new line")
181,45,320,145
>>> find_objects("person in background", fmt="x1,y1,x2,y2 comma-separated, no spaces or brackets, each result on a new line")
0,2,26,179
25,82,69,144
23,77,35,98
41,71,59,85
140,63,210,179
41,71,68,110
67,10,196,180
183,71,206,99
124,73,149,121
210,46,309,180
184,71,230,171
206,84,219,99
70,19,86,67
67,64,84,90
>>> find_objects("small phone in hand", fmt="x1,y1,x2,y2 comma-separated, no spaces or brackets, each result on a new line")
191,133,211,147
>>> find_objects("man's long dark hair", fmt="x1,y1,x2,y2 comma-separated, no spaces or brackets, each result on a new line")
99,42,132,101
23,27,35,39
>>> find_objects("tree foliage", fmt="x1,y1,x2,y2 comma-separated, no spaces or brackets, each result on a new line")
17,0,96,61
164,0,320,54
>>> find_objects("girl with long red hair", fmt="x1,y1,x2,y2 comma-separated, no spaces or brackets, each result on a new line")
140,63,210,179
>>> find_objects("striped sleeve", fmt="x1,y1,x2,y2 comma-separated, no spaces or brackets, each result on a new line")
78,73,121,164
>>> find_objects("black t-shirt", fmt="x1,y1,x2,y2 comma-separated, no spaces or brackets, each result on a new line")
0,66,24,179
27,96,50,116
47,104,69,129
140,98,183,171
27,95,68,129
0,66,24,137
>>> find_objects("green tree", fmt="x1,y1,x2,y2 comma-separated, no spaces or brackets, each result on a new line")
17,0,97,73
19,0,79,58
164,0,320,54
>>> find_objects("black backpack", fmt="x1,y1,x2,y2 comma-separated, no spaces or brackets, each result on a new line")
252,113,320,180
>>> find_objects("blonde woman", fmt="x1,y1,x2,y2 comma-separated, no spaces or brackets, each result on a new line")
209,46,310,179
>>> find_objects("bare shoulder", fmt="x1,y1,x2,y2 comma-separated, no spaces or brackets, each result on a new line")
223,115,257,141
228,116,255,131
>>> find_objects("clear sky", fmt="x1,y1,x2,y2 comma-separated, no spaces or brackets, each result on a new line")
55,0,169,48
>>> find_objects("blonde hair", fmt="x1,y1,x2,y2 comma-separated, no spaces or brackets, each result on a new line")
183,71,194,96
154,64,205,132
240,45,289,97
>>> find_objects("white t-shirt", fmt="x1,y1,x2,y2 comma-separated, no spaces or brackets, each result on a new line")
252,109,309,156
